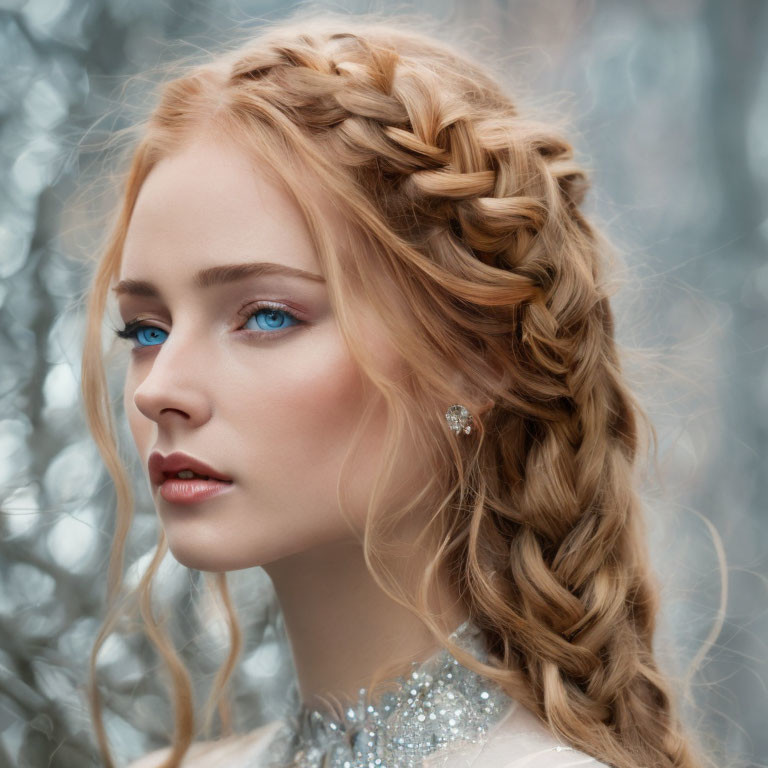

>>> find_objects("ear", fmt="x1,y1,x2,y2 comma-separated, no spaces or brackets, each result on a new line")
446,369,495,418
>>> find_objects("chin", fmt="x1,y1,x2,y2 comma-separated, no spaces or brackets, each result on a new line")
164,536,267,573
163,535,231,572
167,545,223,572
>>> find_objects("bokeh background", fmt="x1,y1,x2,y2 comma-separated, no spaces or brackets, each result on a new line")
0,0,766,766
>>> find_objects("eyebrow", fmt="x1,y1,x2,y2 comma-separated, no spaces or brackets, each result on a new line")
112,261,325,297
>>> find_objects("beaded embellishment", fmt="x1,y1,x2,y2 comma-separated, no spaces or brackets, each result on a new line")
261,619,513,768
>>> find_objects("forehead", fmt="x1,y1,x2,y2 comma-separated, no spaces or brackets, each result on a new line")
120,134,321,279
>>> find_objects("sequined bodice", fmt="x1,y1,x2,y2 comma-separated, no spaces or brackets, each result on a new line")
261,619,515,768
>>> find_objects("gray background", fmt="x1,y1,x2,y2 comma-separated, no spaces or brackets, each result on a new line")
0,1,765,766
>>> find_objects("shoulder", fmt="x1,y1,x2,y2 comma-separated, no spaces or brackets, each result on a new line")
423,701,611,768
126,719,284,768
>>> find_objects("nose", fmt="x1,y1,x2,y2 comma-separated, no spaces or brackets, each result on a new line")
132,333,213,430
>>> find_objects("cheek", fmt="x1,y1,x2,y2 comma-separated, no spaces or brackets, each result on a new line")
123,366,154,457
235,334,370,471
227,328,395,533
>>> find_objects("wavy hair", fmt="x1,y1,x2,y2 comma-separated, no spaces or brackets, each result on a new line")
80,9,716,768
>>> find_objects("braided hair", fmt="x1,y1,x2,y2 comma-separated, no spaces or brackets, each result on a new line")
82,11,709,768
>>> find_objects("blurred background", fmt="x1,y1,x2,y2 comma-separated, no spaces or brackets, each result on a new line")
0,0,765,766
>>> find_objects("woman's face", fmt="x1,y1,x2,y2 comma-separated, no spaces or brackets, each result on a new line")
116,133,406,572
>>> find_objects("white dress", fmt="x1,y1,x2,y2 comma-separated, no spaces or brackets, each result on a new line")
420,699,610,767
129,619,610,768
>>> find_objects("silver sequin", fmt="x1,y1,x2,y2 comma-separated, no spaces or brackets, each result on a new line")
261,619,514,768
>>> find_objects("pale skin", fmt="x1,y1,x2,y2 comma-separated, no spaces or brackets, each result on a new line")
116,132,471,759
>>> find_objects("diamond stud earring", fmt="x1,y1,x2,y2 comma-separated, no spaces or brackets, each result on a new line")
444,404,474,435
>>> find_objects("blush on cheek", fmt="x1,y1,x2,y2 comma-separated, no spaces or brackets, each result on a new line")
233,334,380,535
245,340,368,463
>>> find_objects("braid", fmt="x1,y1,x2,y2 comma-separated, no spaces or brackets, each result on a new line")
219,27,696,766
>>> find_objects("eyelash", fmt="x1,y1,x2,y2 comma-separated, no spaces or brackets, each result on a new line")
115,301,304,347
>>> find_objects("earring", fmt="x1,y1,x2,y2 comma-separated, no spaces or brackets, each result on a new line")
444,404,474,435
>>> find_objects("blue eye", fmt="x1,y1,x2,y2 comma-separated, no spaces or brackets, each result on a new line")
135,327,168,346
244,307,300,333
116,323,168,347
114,304,302,348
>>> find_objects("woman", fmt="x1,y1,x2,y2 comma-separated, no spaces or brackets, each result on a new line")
80,10,708,768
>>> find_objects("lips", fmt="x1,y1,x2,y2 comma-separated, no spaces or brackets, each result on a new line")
148,451,234,505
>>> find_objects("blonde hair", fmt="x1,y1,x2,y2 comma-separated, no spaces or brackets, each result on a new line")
80,9,718,768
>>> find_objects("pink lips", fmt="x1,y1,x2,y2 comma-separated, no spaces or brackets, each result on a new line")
148,451,234,505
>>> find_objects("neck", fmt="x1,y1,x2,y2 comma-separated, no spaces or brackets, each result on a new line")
264,536,470,712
